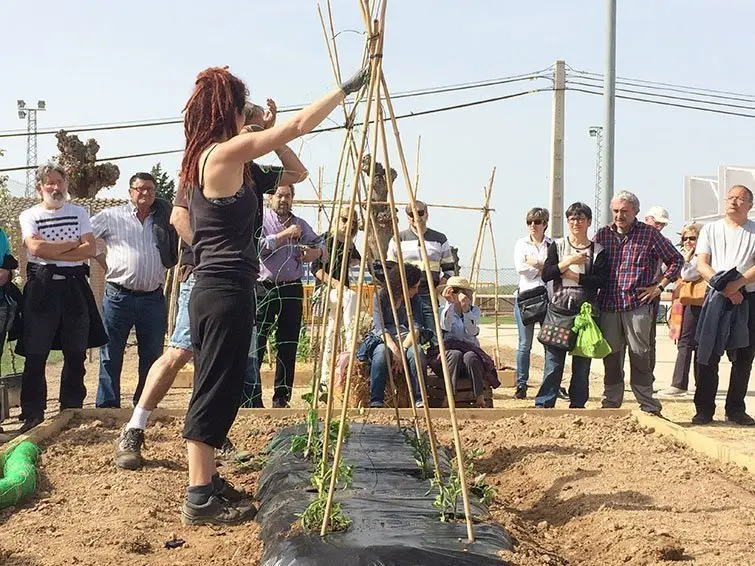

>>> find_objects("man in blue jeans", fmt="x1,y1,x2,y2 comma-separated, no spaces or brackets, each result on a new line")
92,172,178,408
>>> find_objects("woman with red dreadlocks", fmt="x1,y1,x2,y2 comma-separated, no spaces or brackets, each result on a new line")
177,65,367,526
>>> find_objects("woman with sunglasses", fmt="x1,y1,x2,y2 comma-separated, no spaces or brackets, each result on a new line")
512,207,552,399
659,223,702,398
311,206,361,388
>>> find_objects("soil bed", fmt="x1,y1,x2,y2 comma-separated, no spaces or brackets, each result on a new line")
1,412,755,565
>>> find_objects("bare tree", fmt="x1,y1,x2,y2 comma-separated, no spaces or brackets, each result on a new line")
55,130,120,198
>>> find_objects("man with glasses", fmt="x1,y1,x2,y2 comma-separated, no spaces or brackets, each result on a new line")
594,191,683,415
92,172,178,408
693,185,755,426
253,184,324,408
386,201,456,346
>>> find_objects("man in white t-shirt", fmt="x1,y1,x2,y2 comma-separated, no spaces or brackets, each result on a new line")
694,184,755,426
16,161,107,433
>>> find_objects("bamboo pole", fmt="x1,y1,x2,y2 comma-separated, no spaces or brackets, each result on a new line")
471,208,488,293
467,176,494,281
322,0,420,433
321,28,385,535
374,102,444,481
485,213,502,367
413,135,421,197
292,199,495,212
318,28,382,476
333,6,447,488
380,71,476,542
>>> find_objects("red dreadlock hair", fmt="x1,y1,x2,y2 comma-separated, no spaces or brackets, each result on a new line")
179,67,251,194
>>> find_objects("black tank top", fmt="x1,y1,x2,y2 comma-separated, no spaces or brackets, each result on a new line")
190,145,259,285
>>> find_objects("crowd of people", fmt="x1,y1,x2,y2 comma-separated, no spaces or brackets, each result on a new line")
0,65,753,527
513,188,755,427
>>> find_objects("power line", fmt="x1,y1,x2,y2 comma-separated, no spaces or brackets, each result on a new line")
567,87,755,119
0,72,552,139
565,66,755,103
566,80,755,112
0,87,550,173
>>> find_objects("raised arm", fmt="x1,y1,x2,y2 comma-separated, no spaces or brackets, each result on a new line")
211,71,367,174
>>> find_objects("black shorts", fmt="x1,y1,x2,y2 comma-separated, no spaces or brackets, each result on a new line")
183,278,255,448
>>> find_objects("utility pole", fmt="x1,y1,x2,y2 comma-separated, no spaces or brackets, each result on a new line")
549,60,566,238
602,0,617,227
17,99,46,197
589,126,604,230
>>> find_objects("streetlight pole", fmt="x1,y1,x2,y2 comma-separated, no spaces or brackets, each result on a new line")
602,0,617,227
589,126,604,231
17,100,46,197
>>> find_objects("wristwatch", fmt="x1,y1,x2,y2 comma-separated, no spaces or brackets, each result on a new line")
657,284,665,292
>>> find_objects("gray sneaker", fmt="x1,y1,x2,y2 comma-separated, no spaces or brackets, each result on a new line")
181,495,258,526
114,425,145,470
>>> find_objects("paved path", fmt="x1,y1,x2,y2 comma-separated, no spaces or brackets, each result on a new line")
478,323,755,412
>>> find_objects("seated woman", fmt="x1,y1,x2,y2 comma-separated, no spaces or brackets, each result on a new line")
369,263,428,409
536,202,607,408
438,277,486,407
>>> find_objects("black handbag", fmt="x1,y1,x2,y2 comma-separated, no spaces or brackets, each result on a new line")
537,303,579,350
516,286,548,326
0,285,20,336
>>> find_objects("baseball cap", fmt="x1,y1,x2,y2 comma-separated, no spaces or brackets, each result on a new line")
645,206,670,224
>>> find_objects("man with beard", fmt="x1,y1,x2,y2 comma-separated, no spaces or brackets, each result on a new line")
249,184,324,408
91,172,178,408
17,162,106,432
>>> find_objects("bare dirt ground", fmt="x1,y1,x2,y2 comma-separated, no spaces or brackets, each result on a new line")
2,412,755,565
2,340,755,564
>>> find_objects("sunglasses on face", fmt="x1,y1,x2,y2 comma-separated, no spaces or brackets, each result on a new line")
407,210,426,219
340,216,352,223
527,219,544,226
682,236,697,242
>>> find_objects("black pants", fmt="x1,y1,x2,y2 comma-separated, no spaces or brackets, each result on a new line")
254,281,303,405
670,305,700,390
695,295,755,417
445,349,485,398
20,279,90,419
183,278,255,449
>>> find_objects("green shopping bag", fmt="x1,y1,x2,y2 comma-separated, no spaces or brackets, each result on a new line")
570,302,612,359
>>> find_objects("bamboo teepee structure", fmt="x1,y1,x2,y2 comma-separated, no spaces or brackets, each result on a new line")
308,0,478,543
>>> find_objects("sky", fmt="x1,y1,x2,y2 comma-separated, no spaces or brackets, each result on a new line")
3,0,755,273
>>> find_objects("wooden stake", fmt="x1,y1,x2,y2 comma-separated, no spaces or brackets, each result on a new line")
318,29,382,478
380,71,476,543
486,214,502,366
321,1,420,435
413,135,421,197
321,32,385,535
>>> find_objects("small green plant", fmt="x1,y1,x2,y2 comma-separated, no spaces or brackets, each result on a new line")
427,448,497,522
400,427,433,480
297,445,353,532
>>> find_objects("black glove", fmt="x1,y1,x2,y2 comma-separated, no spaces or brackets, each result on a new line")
340,66,370,96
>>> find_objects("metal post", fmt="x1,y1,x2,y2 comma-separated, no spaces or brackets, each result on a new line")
549,60,566,238
602,0,617,227
589,126,604,231
17,100,46,197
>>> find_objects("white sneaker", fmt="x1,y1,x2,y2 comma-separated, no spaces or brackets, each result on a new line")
657,386,687,398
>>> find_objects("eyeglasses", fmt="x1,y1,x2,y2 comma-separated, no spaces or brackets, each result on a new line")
567,216,588,224
527,219,544,226
407,210,426,219
130,186,155,194
682,236,697,242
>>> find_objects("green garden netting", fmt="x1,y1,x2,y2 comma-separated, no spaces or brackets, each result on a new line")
0,441,40,509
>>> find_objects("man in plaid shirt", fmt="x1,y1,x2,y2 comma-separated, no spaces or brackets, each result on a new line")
594,190,684,414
